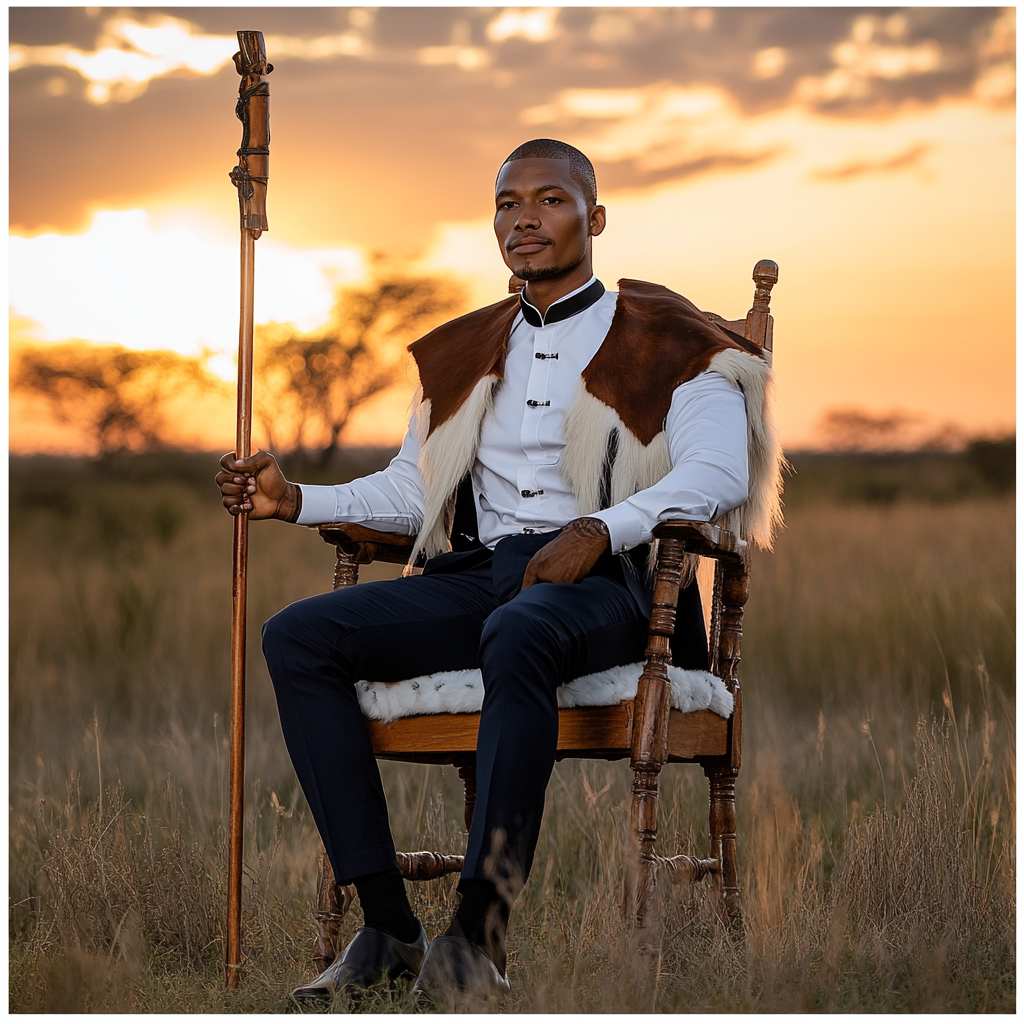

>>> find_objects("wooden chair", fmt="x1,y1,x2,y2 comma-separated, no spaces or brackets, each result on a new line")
308,261,779,971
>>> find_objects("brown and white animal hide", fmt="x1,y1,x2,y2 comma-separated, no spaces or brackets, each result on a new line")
407,279,784,561
410,375,501,561
705,347,784,550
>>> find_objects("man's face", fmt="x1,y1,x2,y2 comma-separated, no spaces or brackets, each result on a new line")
493,158,605,281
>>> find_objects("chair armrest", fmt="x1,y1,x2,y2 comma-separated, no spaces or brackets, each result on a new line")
652,520,748,562
317,524,415,566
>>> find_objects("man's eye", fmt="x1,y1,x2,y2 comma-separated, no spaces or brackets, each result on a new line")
498,200,517,210
541,196,562,204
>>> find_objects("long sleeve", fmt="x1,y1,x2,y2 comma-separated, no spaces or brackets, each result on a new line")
295,415,427,535
590,370,749,554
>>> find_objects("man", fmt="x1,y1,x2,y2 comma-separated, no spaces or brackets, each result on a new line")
217,138,777,1003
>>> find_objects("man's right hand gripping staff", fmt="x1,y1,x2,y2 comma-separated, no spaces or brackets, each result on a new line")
216,450,302,522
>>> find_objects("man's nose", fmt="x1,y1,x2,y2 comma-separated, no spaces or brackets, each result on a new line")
515,207,540,230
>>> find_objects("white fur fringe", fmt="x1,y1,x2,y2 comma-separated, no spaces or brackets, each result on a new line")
356,663,733,723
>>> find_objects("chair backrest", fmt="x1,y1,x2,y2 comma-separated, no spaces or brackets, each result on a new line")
695,258,778,632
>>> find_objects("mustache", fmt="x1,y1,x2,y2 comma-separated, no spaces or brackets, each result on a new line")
505,234,553,252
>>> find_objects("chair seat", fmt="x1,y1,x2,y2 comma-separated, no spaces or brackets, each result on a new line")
367,705,730,764
356,664,733,722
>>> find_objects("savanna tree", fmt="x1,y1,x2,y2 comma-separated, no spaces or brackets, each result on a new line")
255,268,464,466
13,342,225,458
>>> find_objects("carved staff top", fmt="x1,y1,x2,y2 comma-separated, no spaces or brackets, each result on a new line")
229,31,272,237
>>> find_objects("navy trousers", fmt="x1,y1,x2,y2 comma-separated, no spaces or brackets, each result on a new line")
261,532,705,894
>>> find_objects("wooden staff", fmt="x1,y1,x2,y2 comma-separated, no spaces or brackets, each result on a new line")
226,30,272,991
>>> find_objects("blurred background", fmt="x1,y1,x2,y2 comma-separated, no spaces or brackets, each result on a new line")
9,8,1015,1012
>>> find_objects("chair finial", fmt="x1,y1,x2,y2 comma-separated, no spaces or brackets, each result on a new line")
751,260,778,314
746,260,778,357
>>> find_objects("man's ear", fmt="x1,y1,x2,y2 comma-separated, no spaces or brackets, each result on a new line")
589,205,607,238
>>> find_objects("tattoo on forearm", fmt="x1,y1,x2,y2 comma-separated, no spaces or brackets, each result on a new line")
283,485,302,523
568,517,610,540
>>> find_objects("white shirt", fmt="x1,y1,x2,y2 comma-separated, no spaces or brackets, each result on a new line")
297,278,749,555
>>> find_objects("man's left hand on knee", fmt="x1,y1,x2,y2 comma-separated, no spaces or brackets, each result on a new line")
521,518,610,588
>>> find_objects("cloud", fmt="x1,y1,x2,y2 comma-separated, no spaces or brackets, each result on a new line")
521,83,784,188
487,9,560,45
810,143,931,182
8,12,379,104
11,7,1013,113
9,7,1016,241
9,14,237,104
792,14,948,113
596,150,781,193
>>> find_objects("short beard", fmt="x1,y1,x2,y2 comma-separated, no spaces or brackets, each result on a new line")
513,259,577,282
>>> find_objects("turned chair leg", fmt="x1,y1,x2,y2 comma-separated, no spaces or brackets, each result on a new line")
625,764,662,930
704,763,743,927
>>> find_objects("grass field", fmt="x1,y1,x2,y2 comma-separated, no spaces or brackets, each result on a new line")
8,451,1015,1012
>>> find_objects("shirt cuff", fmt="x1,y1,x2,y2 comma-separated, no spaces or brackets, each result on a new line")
295,484,339,526
589,503,647,555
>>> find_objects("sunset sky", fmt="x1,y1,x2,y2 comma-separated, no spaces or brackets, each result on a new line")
9,6,1015,453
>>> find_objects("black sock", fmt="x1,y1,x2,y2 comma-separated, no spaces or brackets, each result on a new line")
352,869,420,944
446,879,510,973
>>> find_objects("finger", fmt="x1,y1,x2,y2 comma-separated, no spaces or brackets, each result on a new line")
221,450,272,475
247,450,275,473
223,496,253,513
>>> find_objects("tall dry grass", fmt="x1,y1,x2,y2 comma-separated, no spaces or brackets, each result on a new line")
8,458,1015,1012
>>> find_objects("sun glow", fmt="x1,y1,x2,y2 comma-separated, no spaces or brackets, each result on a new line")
9,211,364,376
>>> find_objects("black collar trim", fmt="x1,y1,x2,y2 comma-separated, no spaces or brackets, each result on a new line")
519,278,605,328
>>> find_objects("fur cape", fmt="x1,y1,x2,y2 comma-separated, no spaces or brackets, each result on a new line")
407,279,784,561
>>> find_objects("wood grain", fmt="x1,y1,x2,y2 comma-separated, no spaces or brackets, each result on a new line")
363,706,727,762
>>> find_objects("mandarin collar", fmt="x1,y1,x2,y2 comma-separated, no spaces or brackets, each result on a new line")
518,278,605,328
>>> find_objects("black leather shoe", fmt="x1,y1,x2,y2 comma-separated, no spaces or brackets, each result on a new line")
289,924,428,1003
411,935,510,1009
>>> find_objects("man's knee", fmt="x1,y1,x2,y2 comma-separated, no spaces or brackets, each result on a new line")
262,601,307,670
261,592,349,664
479,595,566,669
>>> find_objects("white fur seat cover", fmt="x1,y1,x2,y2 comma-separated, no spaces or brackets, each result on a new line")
356,664,733,724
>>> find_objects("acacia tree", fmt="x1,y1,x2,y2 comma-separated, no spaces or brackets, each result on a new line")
256,269,464,465
13,342,225,458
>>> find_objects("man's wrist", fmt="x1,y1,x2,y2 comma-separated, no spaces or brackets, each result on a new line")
568,517,610,543
280,483,302,523
587,505,645,554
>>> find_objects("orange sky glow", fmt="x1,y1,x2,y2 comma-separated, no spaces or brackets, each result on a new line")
9,7,1015,455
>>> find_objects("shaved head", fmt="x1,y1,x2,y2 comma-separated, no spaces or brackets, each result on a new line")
499,139,598,207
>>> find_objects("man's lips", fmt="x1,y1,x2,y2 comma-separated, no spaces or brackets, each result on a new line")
507,236,551,255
